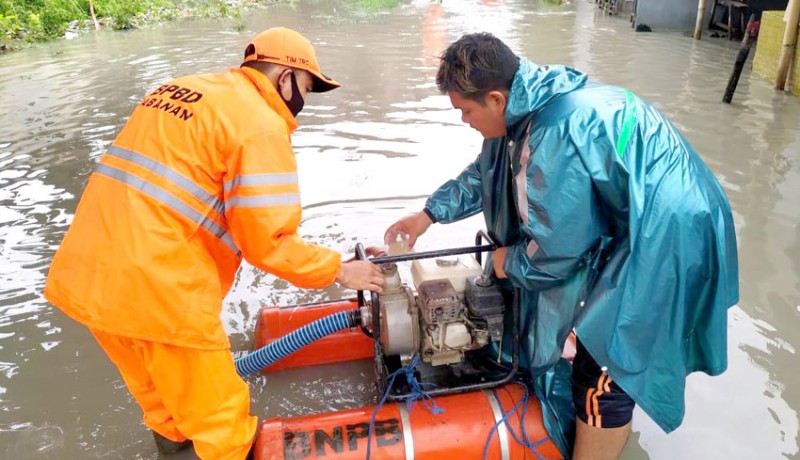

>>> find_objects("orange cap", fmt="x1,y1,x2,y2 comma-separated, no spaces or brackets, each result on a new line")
243,27,340,93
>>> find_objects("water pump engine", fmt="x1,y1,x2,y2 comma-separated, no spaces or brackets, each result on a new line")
376,255,506,367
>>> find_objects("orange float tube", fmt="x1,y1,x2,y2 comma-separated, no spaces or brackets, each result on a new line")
253,300,374,372
254,384,562,460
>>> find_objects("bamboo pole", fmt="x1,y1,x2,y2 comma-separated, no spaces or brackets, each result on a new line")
89,0,100,31
694,0,707,40
775,0,800,90
723,14,757,103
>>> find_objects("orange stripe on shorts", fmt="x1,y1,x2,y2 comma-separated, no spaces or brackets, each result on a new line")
592,372,609,428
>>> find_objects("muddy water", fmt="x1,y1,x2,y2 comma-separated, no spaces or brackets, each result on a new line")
1,0,798,458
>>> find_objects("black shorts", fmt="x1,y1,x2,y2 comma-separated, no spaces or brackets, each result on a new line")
571,338,635,428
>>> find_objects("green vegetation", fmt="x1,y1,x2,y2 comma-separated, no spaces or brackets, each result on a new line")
0,0,252,47
0,0,406,51
341,0,402,12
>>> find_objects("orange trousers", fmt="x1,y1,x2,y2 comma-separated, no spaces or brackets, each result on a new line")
90,328,258,460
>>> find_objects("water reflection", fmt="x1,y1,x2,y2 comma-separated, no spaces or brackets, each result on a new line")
0,1,798,459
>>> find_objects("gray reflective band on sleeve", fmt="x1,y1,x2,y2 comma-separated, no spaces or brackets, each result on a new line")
94,163,239,254
224,173,299,194
514,127,532,227
225,193,301,210
397,403,415,460
106,145,225,218
483,390,511,460
526,239,540,258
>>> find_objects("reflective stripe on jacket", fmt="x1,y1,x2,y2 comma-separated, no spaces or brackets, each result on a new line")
45,67,341,350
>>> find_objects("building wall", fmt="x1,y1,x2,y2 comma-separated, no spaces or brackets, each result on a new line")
634,0,713,31
752,10,799,96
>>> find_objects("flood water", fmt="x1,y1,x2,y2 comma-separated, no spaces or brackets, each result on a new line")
1,0,799,458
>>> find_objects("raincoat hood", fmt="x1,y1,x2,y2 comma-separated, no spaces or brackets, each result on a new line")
505,59,588,129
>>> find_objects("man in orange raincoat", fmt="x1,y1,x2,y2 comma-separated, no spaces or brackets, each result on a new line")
44,27,384,460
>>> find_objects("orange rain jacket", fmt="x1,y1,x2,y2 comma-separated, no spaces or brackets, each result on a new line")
45,67,342,350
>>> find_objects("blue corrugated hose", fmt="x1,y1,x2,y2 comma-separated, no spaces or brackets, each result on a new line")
235,309,357,377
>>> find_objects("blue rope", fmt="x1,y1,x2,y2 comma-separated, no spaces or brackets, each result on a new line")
362,361,549,459
502,383,550,460
400,356,445,415
482,382,550,460
234,310,354,377
366,355,444,460
482,387,526,460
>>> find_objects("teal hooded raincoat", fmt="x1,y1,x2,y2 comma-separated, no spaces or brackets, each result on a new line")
425,59,739,456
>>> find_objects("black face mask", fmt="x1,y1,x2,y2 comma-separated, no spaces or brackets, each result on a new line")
279,72,305,117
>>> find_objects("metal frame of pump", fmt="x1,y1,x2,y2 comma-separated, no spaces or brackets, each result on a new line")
354,231,520,402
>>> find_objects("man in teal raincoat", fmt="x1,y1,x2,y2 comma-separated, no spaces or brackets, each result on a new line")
385,33,739,459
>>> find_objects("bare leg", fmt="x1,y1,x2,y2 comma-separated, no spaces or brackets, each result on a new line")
573,418,631,460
